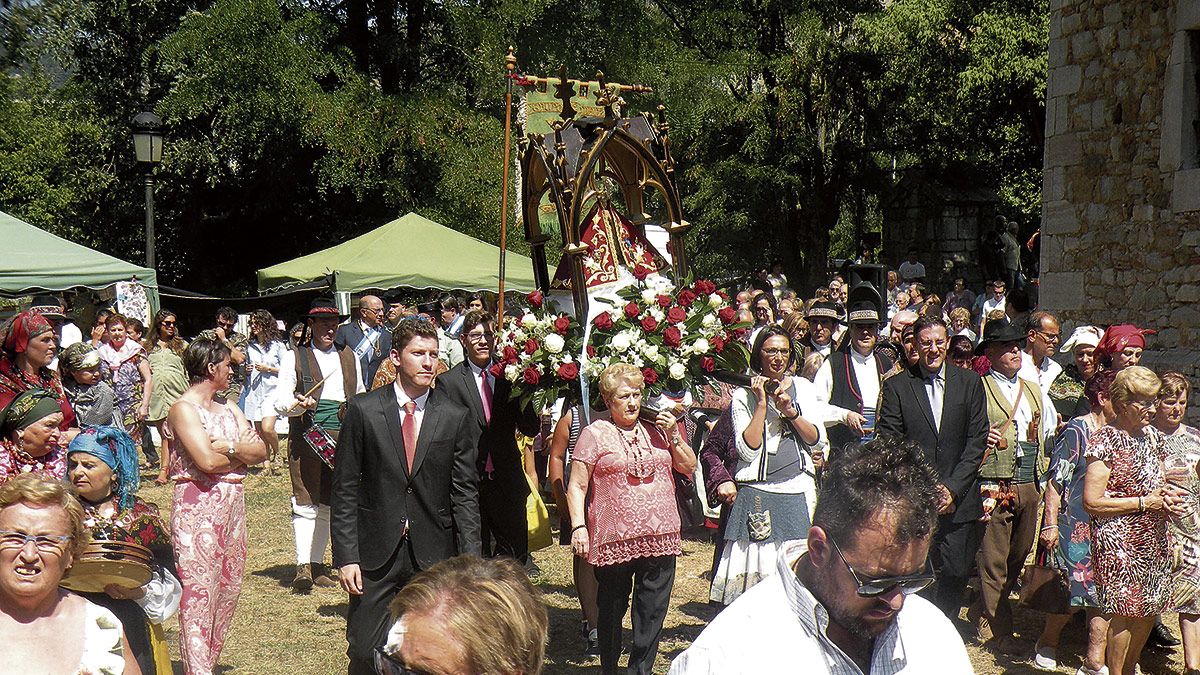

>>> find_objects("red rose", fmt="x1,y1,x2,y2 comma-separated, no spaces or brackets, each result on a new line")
489,362,505,378
717,290,728,299
524,339,538,355
663,326,682,347
624,301,640,319
733,327,749,340
667,306,686,324
502,345,519,363
641,367,659,385
718,306,736,324
633,266,650,280
701,356,716,372
641,316,659,332
694,279,716,295
554,315,571,334
522,367,540,385
712,336,726,353
656,294,672,308
586,344,596,357
556,362,579,380
593,312,613,330
527,290,544,308
677,289,697,307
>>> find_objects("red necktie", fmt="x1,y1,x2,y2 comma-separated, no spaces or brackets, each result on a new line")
403,400,418,471
480,371,493,423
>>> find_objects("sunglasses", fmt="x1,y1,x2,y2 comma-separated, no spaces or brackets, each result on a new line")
373,646,433,675
829,537,935,597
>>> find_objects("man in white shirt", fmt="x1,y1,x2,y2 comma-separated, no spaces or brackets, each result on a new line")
1018,310,1064,393
813,302,894,453
896,248,926,285
970,319,1057,650
670,435,973,675
805,301,841,360
979,280,1007,331
275,298,365,591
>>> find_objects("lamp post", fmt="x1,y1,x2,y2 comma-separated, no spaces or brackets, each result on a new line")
131,112,163,269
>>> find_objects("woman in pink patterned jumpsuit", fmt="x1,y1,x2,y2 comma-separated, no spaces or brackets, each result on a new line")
166,336,266,674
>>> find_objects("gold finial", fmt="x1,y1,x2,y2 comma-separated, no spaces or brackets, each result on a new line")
505,46,517,73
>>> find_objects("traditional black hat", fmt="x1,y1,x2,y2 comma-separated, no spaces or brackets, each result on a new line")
304,298,349,321
28,294,64,319
844,300,882,325
804,300,842,322
974,319,1026,356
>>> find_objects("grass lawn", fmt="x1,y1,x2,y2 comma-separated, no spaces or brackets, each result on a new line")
137,454,1187,674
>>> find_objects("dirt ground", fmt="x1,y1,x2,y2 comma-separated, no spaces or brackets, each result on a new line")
136,463,1187,674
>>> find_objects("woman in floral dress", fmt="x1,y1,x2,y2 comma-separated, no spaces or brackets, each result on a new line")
1153,372,1200,673
99,314,153,464
1084,366,1179,675
1033,368,1116,674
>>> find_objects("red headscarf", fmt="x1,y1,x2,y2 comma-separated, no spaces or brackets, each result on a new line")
2,311,53,354
1095,324,1155,361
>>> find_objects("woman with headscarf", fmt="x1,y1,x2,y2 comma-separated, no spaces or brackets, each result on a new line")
99,314,154,467
1095,324,1154,371
0,310,75,429
0,388,68,482
1046,325,1104,420
68,426,179,675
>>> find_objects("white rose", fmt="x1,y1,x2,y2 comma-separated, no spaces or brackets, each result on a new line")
708,293,723,308
504,364,519,382
642,343,660,359
693,338,710,355
641,288,657,303
701,312,718,327
649,307,664,321
544,333,565,354
669,362,688,380
521,313,537,328
611,333,631,352
609,309,622,322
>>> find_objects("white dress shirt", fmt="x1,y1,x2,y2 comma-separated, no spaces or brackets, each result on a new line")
813,349,880,426
1018,350,1064,393
669,540,973,675
273,345,365,417
987,370,1057,448
393,381,430,435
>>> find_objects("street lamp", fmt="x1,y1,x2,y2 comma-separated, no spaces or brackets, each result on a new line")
132,112,163,268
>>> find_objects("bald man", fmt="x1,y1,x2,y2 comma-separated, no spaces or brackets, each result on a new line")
335,295,392,388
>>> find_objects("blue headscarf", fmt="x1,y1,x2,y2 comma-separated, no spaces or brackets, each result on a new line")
68,426,140,510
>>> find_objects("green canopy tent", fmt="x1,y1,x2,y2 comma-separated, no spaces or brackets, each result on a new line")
256,212,538,294
0,210,159,308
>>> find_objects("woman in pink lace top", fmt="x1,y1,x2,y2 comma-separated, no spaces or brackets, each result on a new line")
566,362,697,675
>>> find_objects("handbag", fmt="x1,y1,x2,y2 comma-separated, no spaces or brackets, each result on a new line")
1017,545,1070,614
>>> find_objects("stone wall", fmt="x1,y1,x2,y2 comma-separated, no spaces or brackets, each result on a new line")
1040,0,1200,401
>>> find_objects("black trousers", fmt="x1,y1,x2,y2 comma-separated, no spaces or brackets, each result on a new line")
346,538,418,675
480,477,529,564
594,555,676,675
141,425,159,465
923,515,982,620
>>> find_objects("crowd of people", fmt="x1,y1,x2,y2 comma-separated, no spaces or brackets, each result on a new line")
0,253,1195,675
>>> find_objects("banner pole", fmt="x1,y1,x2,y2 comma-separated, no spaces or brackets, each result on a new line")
497,47,517,328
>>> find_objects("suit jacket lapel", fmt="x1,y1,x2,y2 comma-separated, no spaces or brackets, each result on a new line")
909,368,938,436
377,384,407,474
411,393,443,478
461,364,486,422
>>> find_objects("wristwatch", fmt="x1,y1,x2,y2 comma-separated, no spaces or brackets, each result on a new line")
226,446,236,459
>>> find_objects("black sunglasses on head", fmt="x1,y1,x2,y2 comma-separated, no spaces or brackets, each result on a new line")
373,646,431,675
829,537,936,598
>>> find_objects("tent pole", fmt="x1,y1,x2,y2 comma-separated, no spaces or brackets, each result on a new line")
497,47,517,328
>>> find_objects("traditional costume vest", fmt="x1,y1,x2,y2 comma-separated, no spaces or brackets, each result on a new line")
826,349,892,452
979,375,1050,483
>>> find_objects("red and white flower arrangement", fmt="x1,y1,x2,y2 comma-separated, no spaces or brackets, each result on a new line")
491,290,585,410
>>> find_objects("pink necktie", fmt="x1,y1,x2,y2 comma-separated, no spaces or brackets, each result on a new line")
482,371,495,474
402,401,418,471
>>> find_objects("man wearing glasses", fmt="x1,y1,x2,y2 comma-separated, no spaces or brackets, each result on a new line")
877,314,989,621
197,306,249,404
1019,310,1064,392
435,309,540,564
335,294,392,389
669,436,972,674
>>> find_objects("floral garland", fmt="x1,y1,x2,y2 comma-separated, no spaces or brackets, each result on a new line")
587,273,750,398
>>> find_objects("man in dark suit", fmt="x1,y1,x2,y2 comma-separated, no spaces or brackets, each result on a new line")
878,314,988,620
332,317,481,675
335,294,391,389
436,309,540,564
